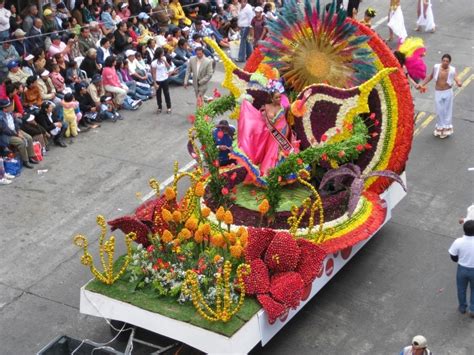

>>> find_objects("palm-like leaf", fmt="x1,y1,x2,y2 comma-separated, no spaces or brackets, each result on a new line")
320,164,405,217
365,170,407,191
319,166,358,190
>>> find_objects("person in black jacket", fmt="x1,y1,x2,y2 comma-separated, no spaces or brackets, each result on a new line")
74,82,100,128
80,48,101,79
35,101,67,147
113,22,133,54
21,114,50,150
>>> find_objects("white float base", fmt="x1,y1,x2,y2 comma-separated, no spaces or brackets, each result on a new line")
80,173,407,354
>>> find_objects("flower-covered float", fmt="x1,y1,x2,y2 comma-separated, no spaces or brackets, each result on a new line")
77,1,413,353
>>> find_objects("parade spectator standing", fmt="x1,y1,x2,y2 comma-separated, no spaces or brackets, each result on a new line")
151,47,172,114
400,335,432,355
417,54,462,138
449,221,474,317
237,0,254,63
251,7,267,48
184,47,214,104
0,98,38,168
42,8,60,34
0,0,11,41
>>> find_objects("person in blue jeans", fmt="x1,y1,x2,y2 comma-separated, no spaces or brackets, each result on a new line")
212,120,235,166
237,0,254,62
449,220,474,317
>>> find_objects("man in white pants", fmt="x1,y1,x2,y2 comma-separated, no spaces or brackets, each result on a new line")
418,54,462,139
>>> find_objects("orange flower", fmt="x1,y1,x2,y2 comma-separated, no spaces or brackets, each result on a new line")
199,223,211,235
211,234,225,248
161,229,174,243
215,206,225,222
258,199,270,215
224,210,234,225
161,208,173,222
185,216,198,231
172,210,182,223
164,187,176,201
224,231,237,245
179,228,192,240
229,245,243,259
213,254,223,263
194,230,204,243
201,206,211,218
194,182,205,197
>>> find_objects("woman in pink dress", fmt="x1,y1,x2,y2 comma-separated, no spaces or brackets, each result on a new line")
236,90,298,183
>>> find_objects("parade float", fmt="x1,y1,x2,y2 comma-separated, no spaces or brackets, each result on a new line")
77,1,413,353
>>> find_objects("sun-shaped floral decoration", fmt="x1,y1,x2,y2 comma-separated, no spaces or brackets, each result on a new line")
261,0,377,91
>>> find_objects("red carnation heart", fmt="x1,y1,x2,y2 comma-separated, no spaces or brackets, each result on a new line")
321,153,328,161
356,144,364,152
338,150,346,158
264,232,300,272
243,259,270,294
270,272,304,308
245,228,275,262
320,134,328,142
221,187,229,195
257,294,287,325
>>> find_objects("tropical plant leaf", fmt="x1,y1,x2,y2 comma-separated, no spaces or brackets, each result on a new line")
319,167,358,190
347,178,364,216
365,170,407,191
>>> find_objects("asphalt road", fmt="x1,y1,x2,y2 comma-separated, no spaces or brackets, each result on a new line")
1,0,473,354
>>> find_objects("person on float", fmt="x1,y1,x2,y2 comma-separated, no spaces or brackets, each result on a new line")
235,83,306,183
213,120,236,167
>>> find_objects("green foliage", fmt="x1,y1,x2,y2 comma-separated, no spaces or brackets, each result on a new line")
194,95,236,206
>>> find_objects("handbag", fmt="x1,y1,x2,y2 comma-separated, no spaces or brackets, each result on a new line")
33,141,44,161
3,157,22,176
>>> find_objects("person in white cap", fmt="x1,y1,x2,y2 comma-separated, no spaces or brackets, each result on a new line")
37,69,62,110
11,28,28,57
117,2,130,21
400,335,432,355
250,6,267,48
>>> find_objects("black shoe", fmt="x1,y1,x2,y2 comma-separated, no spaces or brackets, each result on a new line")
54,139,67,147
23,161,34,169
29,158,39,164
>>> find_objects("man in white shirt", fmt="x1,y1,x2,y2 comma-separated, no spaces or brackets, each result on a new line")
448,220,474,317
0,0,11,41
237,0,254,62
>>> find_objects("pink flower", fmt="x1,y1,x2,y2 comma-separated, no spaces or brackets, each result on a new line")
221,187,229,195
321,134,328,142
338,150,346,158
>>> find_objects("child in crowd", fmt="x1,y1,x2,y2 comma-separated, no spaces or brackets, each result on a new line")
62,93,79,138
99,95,121,121
50,64,66,98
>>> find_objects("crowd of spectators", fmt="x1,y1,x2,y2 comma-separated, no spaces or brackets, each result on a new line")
0,0,281,184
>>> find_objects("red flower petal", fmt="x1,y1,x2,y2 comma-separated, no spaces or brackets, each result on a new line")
270,271,304,308
244,228,275,262
295,239,327,286
256,294,287,324
264,232,300,272
243,259,270,294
